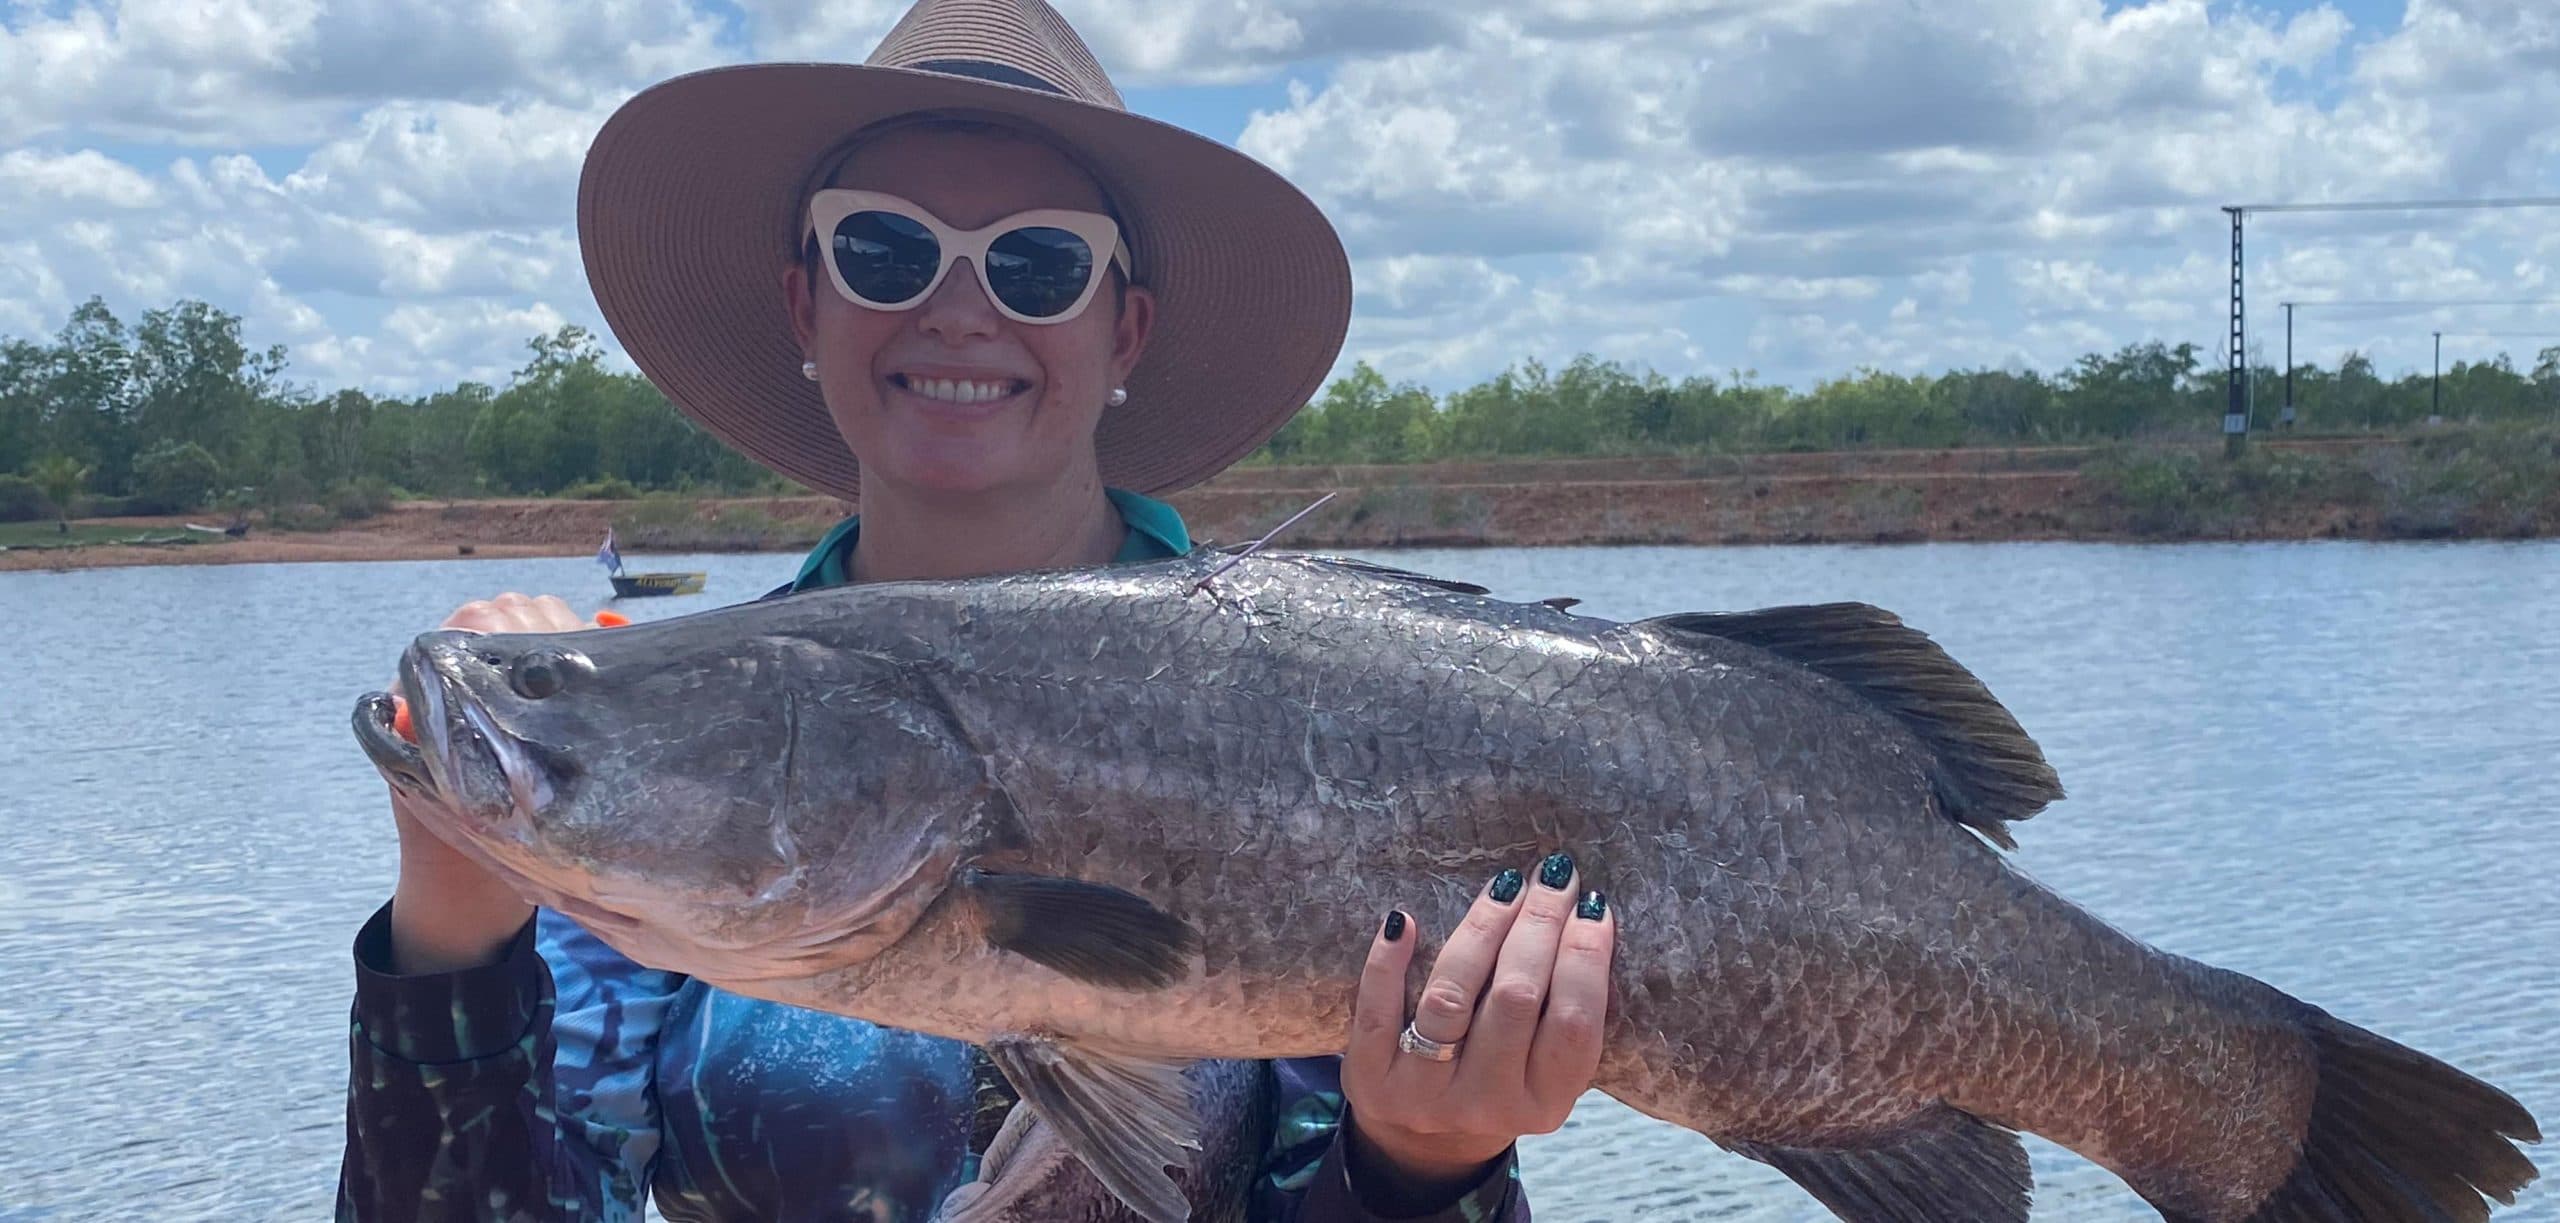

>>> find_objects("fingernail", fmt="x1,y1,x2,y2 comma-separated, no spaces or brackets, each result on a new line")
1382,910,1406,942
1488,869,1524,904
1576,890,1607,920
1539,852,1575,891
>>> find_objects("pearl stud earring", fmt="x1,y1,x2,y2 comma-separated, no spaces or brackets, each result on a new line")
801,360,819,381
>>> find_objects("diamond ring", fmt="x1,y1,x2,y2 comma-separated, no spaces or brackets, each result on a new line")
1398,1022,1463,1062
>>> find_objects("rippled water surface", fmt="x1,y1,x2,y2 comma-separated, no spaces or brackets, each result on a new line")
2,540,2554,1220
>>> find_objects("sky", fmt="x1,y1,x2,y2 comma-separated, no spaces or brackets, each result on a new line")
2,0,2557,404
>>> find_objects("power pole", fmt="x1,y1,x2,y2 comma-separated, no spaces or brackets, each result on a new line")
2282,302,2296,431
2433,331,2442,420
2223,207,2248,458
2216,196,2560,455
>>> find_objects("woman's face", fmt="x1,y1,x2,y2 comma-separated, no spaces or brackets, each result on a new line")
785,126,1155,499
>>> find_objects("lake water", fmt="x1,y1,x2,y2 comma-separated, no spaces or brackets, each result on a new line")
2,540,2554,1221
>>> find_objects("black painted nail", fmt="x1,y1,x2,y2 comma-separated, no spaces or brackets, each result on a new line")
1383,910,1406,942
1539,852,1575,891
1488,869,1524,904
1577,890,1607,921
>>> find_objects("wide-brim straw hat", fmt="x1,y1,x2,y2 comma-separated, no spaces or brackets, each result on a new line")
575,0,1354,501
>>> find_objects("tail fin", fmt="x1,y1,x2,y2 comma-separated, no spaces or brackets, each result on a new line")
2223,1009,2540,1222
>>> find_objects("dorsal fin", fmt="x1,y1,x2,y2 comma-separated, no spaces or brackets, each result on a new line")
1270,553,1493,596
1643,604,2063,849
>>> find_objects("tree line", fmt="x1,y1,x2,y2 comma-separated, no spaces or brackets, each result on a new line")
4,295,2557,521
1262,341,2560,464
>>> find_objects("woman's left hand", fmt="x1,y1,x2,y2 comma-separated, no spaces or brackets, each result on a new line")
1337,852,1617,1210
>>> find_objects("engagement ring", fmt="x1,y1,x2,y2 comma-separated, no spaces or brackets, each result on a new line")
1398,1022,1463,1062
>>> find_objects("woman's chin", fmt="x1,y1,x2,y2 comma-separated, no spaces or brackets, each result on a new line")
866,444,1027,496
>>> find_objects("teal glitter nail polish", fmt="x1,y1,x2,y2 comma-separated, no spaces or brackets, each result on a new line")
1539,851,1574,890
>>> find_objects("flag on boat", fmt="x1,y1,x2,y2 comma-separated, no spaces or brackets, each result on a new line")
596,528,623,575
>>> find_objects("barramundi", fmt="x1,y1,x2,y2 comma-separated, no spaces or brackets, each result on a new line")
353,550,2541,1222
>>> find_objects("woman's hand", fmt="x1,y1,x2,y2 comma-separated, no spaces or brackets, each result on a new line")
1337,852,1617,1211
385,593,602,974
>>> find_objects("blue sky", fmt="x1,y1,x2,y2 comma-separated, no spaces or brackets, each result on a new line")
4,0,2556,404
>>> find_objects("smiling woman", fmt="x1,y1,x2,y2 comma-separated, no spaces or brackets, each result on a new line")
789,120,1153,518
332,0,1621,1220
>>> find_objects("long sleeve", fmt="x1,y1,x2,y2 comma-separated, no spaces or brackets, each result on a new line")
335,901,686,1222
1253,1057,1528,1223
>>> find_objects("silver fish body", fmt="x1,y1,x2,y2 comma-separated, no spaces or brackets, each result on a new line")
354,550,2540,1223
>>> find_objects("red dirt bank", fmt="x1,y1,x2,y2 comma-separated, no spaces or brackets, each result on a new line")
0,438,2507,574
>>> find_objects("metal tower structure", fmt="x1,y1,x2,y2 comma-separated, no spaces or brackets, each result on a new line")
2217,196,2560,454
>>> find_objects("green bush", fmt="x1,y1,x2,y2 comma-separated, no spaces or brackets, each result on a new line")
326,476,397,521
0,475,51,522
259,469,315,511
560,475,641,500
2228,451,2330,501
267,504,340,532
2083,447,2226,537
73,493,144,518
133,441,224,514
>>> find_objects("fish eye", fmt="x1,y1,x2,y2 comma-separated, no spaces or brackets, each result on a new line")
510,650,580,700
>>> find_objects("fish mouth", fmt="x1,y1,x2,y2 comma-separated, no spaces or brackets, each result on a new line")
352,690,433,798
353,641,552,827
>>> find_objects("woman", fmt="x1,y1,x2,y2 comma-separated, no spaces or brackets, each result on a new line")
338,1,1618,1219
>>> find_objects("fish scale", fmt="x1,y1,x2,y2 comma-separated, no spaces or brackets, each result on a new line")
358,550,2542,1223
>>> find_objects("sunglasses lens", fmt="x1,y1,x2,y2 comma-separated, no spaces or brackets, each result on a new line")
985,226,1097,319
832,210,940,305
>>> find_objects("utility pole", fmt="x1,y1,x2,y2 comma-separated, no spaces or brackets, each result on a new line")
2216,195,2560,455
2432,331,2442,420
2282,302,2296,431
2223,207,2248,458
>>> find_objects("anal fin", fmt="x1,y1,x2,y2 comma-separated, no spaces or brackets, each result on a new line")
1724,1105,2032,1223
984,1035,1203,1223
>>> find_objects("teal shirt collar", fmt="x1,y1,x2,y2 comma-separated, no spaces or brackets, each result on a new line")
787,487,1192,593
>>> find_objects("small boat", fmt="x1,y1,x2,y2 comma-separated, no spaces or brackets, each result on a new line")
597,528,705,599
609,570,707,598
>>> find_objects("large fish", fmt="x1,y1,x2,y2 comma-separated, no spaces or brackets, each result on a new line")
353,550,2540,1223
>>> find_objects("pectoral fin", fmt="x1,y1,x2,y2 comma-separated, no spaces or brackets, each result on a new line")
963,868,1197,989
984,1036,1203,1223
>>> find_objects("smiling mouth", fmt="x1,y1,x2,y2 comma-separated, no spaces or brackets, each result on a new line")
889,372,1031,405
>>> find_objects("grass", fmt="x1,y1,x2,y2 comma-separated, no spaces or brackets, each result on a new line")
1320,484,1498,543
0,520,222,550
2078,424,2559,539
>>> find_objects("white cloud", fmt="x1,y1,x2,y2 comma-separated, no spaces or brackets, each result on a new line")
281,100,606,234
0,147,160,208
3,0,2557,405
0,0,729,145
1242,0,2560,384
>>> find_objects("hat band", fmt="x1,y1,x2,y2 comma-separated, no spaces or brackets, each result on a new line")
908,59,1069,96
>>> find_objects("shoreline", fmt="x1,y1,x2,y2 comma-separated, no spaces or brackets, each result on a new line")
6,437,2551,573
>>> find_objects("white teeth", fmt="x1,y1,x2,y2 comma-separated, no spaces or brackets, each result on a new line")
906,377,1017,404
